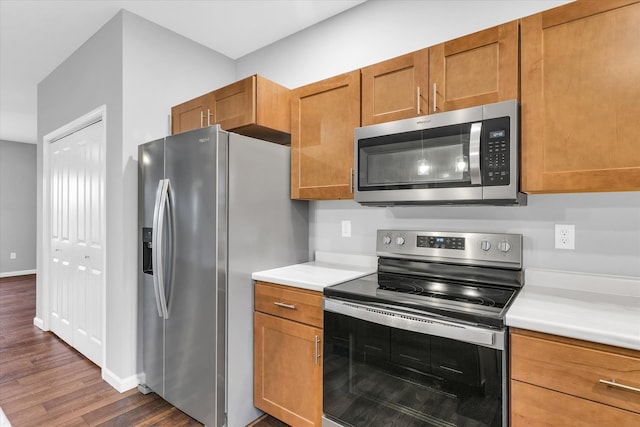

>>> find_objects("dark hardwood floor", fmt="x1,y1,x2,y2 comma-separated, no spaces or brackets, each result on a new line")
0,275,288,427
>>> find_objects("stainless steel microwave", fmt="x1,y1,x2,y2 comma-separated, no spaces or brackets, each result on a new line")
354,100,526,206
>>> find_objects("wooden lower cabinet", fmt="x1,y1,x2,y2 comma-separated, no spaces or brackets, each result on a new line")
254,282,323,427
510,329,640,426
511,380,639,426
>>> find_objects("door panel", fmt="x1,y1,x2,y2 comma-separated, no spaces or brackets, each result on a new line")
49,119,105,366
139,138,166,394
163,127,222,426
429,21,518,113
291,70,360,200
72,122,105,366
50,141,73,344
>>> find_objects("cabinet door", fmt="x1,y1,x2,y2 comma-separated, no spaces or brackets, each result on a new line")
521,0,640,193
212,75,255,130
212,75,291,143
254,312,322,427
171,92,214,134
511,329,640,414
361,49,428,126
429,20,518,113
511,380,640,426
291,70,360,200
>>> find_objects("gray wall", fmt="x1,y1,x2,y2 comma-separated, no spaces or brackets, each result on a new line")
38,10,124,381
0,140,36,275
237,0,640,279
37,10,235,385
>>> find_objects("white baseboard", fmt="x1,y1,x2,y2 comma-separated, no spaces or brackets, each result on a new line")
33,317,45,330
101,367,140,393
0,269,36,278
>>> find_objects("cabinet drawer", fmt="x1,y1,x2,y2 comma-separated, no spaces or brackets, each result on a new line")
511,330,640,413
255,282,323,328
511,380,640,427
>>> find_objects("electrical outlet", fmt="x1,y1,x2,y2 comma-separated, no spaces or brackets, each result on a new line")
341,220,351,237
10,252,16,259
555,224,575,250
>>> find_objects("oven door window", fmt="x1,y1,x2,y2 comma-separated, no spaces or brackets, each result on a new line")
358,123,476,191
324,311,503,427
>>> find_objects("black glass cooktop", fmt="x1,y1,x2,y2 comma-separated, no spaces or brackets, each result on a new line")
324,272,519,329
377,273,514,309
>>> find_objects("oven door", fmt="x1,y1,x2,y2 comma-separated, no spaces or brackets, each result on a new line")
322,299,507,427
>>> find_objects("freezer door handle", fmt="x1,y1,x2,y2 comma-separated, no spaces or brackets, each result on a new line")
152,178,171,319
151,180,165,318
157,179,171,319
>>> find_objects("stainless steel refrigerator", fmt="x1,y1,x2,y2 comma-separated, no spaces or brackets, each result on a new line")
138,125,308,427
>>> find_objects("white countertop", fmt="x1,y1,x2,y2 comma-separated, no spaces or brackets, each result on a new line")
506,268,640,351
252,251,377,292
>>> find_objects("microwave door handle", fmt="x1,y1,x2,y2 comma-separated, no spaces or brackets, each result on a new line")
469,122,482,185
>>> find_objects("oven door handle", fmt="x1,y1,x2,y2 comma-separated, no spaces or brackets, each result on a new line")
324,298,504,350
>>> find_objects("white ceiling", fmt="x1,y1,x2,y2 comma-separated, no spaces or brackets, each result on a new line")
0,0,366,144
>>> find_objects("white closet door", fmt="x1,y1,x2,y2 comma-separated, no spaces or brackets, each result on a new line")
49,119,105,366
50,137,74,345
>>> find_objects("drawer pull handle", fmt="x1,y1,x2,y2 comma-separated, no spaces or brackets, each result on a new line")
315,335,321,365
274,302,296,310
599,379,640,394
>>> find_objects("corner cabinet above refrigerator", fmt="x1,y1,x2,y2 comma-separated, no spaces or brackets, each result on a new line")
138,125,308,427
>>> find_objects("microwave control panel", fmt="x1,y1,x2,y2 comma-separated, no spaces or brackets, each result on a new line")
482,117,510,186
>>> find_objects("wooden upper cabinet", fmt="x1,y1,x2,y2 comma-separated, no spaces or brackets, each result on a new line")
291,70,361,200
429,20,519,113
361,49,428,126
212,74,291,144
171,92,214,135
521,0,640,193
171,75,291,144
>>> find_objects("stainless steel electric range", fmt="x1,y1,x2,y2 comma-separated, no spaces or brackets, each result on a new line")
322,230,523,427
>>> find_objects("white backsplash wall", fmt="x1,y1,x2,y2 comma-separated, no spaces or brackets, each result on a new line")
310,192,640,278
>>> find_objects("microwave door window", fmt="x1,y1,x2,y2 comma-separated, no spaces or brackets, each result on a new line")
359,125,472,190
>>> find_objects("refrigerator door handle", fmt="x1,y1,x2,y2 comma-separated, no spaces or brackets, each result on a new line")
156,179,171,319
151,179,166,318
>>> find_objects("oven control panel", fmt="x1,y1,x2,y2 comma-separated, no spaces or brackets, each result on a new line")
377,230,522,268
417,235,465,250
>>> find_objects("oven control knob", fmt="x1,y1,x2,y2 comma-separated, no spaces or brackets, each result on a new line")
480,240,492,251
395,236,405,246
383,235,392,245
498,240,512,253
